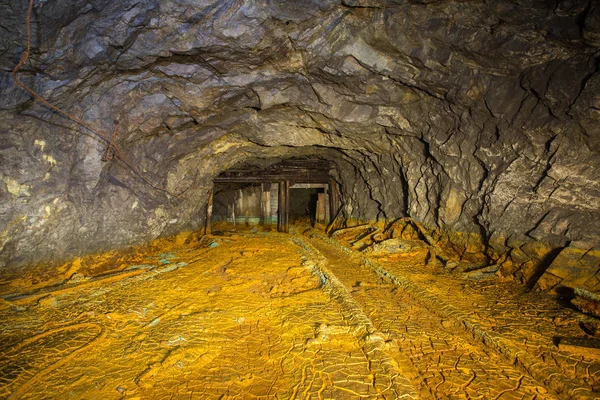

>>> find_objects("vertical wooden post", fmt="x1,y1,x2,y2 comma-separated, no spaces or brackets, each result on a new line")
278,180,290,233
284,180,290,233
277,182,283,233
232,190,237,226
261,183,271,231
324,186,331,225
328,179,338,223
205,187,213,235
316,192,326,224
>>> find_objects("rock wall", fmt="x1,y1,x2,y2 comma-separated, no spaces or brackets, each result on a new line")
1,0,599,291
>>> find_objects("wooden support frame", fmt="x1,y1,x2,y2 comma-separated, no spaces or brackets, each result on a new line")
261,183,272,231
205,187,214,235
214,173,329,184
214,159,331,184
316,192,327,224
277,181,290,233
211,160,334,233
329,178,339,222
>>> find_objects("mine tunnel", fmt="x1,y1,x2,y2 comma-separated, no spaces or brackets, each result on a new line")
1,0,600,398
211,159,336,233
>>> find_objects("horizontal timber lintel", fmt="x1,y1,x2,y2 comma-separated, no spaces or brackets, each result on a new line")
213,173,330,184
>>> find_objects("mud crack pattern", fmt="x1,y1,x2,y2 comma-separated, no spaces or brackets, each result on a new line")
0,231,598,398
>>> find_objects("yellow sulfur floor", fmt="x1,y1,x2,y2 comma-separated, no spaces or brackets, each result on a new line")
0,233,399,399
0,228,598,399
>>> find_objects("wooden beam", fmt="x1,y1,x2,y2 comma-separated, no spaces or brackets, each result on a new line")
214,160,331,184
261,183,271,231
277,181,290,233
205,187,213,235
316,192,326,224
213,172,330,184
277,182,283,233
284,180,289,233
329,179,339,223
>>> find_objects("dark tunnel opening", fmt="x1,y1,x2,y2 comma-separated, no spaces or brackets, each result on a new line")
209,158,336,233
289,187,320,222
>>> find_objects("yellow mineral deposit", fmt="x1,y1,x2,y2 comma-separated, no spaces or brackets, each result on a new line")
4,179,30,197
41,154,57,167
33,139,46,152
1,224,598,399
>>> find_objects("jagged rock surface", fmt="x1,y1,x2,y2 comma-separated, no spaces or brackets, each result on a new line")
0,0,599,290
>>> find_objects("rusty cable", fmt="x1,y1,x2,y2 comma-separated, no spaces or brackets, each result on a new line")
101,122,118,161
12,0,197,198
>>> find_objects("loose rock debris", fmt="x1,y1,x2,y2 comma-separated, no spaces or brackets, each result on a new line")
0,229,599,399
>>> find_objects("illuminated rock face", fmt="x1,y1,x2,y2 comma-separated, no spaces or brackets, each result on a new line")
0,0,599,287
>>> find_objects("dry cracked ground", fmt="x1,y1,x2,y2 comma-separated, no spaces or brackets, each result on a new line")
0,227,599,399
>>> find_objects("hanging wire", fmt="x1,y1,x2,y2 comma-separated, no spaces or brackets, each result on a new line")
12,0,197,197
